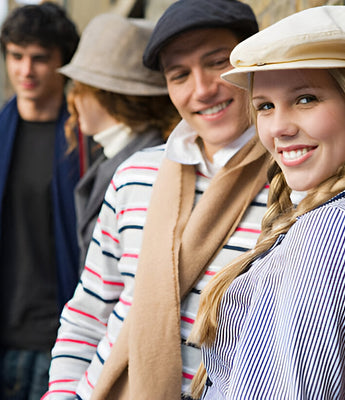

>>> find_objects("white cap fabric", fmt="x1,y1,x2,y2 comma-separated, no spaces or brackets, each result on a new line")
222,6,345,89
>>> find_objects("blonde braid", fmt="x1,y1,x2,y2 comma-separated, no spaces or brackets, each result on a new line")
189,362,207,398
189,162,345,399
258,159,292,241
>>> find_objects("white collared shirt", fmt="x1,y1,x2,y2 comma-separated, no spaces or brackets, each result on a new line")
165,119,256,177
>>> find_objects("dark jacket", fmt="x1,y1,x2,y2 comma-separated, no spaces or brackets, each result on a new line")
0,96,80,309
74,128,164,271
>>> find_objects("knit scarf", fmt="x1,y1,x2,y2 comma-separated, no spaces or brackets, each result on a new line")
91,135,270,400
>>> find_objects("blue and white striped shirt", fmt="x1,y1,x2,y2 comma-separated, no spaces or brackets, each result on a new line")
202,191,345,399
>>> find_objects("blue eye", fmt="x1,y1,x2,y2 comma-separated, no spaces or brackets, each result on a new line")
256,102,274,111
298,95,317,104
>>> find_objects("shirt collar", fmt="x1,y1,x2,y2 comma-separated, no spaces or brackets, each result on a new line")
165,119,256,177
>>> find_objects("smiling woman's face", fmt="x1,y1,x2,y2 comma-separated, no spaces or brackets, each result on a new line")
161,28,250,161
252,68,345,191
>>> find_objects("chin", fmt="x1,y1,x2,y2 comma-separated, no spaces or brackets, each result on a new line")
286,180,313,192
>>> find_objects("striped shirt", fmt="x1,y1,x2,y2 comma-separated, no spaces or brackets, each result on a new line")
45,122,268,399
202,191,345,399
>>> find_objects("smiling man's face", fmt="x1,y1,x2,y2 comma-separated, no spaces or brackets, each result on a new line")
161,28,250,161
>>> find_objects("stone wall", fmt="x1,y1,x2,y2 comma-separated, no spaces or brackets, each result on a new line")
245,0,344,29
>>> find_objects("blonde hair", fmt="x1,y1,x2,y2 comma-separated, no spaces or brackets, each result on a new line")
65,81,180,153
189,68,345,398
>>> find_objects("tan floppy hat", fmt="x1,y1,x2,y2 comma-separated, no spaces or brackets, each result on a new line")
222,5,345,89
58,13,168,96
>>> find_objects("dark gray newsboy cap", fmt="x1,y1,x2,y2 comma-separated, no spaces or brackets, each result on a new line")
143,0,259,71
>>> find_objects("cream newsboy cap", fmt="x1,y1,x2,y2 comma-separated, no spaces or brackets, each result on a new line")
222,5,345,89
58,13,168,96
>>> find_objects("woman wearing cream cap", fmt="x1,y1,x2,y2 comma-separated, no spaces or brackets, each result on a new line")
190,5,345,399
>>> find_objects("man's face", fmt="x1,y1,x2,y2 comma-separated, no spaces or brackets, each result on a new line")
161,28,250,161
5,42,65,105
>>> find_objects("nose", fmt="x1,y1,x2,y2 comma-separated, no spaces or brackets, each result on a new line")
21,57,34,76
193,69,218,102
270,109,298,139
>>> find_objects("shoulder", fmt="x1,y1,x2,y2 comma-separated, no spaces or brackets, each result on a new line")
245,196,345,303
121,143,166,163
282,195,345,272
115,144,166,175
110,144,166,189
0,96,18,118
0,97,19,138
297,194,345,235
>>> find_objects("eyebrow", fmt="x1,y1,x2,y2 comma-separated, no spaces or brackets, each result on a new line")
7,49,51,59
252,83,322,101
6,49,22,56
291,84,321,91
201,47,231,60
251,95,266,102
163,47,231,73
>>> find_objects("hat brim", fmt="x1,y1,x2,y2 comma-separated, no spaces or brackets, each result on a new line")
222,58,345,89
58,64,169,96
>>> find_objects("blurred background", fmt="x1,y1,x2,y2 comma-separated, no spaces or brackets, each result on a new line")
0,0,343,107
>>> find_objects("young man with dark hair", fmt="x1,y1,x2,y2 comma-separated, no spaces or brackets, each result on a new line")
0,3,80,399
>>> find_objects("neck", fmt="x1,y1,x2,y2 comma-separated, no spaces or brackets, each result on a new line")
17,93,63,121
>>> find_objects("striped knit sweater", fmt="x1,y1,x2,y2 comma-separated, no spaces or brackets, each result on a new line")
45,142,269,399
202,191,345,399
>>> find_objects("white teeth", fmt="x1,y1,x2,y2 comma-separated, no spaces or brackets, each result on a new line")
198,100,230,115
282,148,309,160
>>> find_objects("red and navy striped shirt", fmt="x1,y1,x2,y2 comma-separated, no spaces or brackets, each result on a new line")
45,123,268,399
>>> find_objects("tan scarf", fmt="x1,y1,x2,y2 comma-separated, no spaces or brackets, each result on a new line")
91,135,270,400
